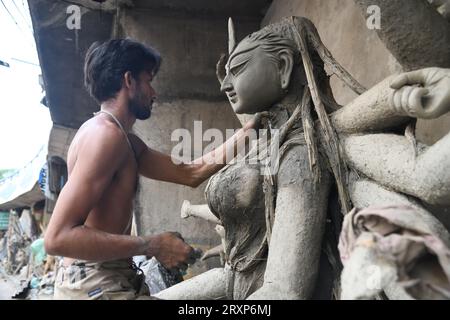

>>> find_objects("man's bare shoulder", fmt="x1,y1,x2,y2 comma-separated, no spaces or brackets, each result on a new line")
69,117,130,171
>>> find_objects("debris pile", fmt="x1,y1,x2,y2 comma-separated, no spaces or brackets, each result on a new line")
0,207,58,300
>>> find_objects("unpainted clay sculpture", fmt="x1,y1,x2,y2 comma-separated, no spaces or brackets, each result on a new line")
156,16,450,300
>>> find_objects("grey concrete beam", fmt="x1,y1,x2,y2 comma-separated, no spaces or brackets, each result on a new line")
58,0,133,12
134,0,272,18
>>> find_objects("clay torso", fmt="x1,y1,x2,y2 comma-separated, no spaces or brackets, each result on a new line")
206,159,266,271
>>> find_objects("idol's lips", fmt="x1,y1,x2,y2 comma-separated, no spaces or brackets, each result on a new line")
227,91,237,103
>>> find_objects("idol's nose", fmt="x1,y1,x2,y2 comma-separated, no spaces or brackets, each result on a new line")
220,73,233,93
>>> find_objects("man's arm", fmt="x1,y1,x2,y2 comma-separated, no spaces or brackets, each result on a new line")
44,123,194,266
135,119,259,187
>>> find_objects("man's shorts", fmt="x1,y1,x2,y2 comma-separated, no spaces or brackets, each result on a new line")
54,259,156,300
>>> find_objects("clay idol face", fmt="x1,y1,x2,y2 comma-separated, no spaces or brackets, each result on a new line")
220,41,284,114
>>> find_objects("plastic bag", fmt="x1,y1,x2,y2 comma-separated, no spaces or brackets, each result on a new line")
30,238,46,265
136,257,183,295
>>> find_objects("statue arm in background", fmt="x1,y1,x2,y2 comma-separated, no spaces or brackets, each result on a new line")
389,68,450,119
330,68,450,134
339,68,450,205
330,74,411,134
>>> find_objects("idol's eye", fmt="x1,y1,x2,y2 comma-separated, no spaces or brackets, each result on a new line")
230,64,244,76
229,58,249,77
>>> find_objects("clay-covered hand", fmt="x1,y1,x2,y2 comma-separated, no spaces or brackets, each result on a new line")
144,232,198,271
243,111,270,131
390,67,450,119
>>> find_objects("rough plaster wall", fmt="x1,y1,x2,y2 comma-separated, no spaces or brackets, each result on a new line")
262,0,450,144
120,9,260,100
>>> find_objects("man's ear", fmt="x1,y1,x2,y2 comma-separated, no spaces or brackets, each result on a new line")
278,49,294,90
123,71,134,90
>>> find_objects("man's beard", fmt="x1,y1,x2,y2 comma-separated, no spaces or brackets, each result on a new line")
129,95,152,120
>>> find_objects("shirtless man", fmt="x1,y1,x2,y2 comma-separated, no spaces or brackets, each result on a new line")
44,39,258,299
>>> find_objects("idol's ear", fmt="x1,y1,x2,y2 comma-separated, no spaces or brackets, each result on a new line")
278,49,294,91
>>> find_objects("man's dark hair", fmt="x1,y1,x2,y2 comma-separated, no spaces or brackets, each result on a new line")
84,38,161,104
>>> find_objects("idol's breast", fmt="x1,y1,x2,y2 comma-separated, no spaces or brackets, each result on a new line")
206,161,265,225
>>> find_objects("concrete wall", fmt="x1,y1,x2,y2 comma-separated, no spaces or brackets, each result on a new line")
262,0,450,145
120,8,262,270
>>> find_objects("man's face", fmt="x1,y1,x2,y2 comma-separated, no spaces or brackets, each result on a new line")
129,70,157,120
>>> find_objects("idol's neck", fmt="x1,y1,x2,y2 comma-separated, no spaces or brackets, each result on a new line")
265,86,304,129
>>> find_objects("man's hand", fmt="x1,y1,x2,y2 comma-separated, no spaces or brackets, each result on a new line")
390,67,450,119
144,232,198,271
243,111,270,131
